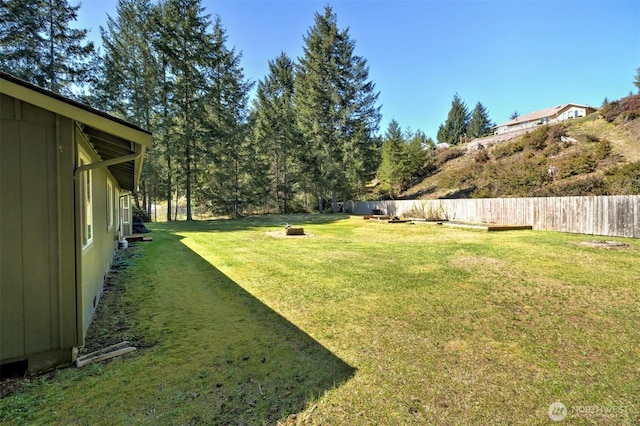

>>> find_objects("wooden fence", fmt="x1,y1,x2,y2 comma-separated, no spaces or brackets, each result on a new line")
344,196,640,238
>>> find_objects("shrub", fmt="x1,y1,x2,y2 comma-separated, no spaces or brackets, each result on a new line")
601,94,640,122
133,204,151,222
404,203,449,220
605,161,640,194
594,138,612,160
521,126,549,151
486,155,548,197
577,133,600,144
474,149,490,163
601,100,623,122
542,141,562,157
555,152,597,178
546,125,567,143
532,176,607,197
493,138,525,159
432,147,463,167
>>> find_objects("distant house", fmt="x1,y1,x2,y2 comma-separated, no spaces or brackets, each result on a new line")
493,103,597,135
0,72,152,373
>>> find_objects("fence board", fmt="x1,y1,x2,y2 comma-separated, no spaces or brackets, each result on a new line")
344,195,640,239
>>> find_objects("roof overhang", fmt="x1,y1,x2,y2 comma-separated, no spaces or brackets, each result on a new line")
0,72,152,191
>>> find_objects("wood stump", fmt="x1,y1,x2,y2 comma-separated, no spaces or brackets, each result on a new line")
285,227,305,236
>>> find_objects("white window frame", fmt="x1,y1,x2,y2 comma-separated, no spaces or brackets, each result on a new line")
79,150,93,248
122,195,130,226
107,179,114,231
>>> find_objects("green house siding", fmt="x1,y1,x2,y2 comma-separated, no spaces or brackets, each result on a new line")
0,95,77,370
1,72,151,374
76,131,122,335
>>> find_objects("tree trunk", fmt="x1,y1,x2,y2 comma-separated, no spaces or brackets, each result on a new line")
174,188,179,219
166,156,172,222
185,151,192,220
331,189,338,213
147,184,153,219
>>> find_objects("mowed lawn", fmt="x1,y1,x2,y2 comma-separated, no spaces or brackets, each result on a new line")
2,214,639,425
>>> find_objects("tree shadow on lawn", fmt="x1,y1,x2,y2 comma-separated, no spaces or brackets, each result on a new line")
154,213,352,234
144,230,356,424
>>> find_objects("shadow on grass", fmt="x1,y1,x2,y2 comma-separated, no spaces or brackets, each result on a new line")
152,213,351,234
145,228,356,424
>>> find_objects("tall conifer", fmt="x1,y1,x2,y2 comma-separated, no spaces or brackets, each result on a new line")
0,0,94,96
467,102,494,138
437,93,470,145
253,53,302,213
295,6,380,212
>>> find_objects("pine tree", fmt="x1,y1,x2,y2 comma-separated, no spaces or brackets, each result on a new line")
510,111,520,120
198,16,252,217
437,94,470,145
99,0,160,217
99,0,158,127
152,0,252,220
0,0,94,96
0,0,43,82
377,119,408,197
405,129,429,174
634,67,640,93
295,6,380,212
467,102,494,138
253,53,302,213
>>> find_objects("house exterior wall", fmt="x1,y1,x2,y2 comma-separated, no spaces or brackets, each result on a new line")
1,73,151,373
557,105,591,121
75,130,121,337
0,94,77,372
496,120,539,134
1,92,127,372
495,105,596,135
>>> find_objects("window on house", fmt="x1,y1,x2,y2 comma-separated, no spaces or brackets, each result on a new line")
79,152,93,247
107,180,114,230
122,196,130,224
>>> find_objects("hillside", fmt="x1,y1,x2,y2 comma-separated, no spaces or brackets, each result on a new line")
398,95,640,200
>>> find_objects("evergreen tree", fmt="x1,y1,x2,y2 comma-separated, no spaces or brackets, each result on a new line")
467,102,494,138
510,111,520,120
155,0,212,220
152,0,252,220
0,0,94,96
377,119,408,197
405,129,429,173
634,66,640,93
99,0,158,127
253,53,302,213
295,6,381,212
378,122,430,198
197,16,252,217
0,0,43,82
99,0,164,218
437,93,470,145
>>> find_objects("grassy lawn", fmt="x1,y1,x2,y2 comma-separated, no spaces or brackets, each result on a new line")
2,214,639,425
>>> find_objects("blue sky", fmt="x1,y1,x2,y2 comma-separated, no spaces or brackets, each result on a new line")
76,0,640,139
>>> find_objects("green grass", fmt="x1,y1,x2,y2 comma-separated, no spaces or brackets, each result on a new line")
2,214,639,424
